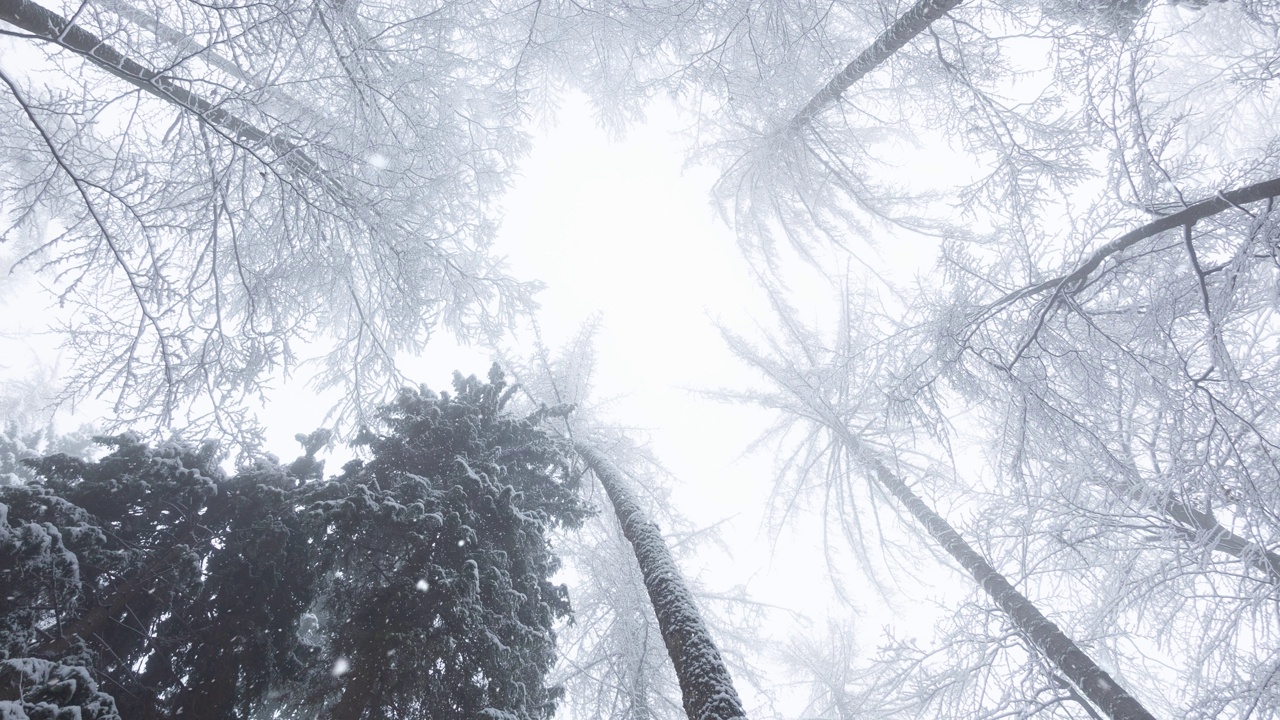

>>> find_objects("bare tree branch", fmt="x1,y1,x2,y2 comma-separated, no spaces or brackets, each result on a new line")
994,176,1280,308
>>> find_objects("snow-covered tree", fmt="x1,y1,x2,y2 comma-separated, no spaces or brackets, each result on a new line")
0,366,586,720
0,0,579,431
720,283,1158,720
499,326,760,720
660,0,1280,714
888,175,1280,717
573,444,748,720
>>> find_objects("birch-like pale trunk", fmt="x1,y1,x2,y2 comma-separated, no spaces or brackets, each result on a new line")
831,427,1158,720
575,443,747,720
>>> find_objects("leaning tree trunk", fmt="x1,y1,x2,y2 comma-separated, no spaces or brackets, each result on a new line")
0,0,323,178
786,0,965,132
575,443,748,720
834,429,1158,720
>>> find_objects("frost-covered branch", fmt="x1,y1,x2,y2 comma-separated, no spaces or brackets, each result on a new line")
0,0,322,179
991,176,1280,309
0,0,542,436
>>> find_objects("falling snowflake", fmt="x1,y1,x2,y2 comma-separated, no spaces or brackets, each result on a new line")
416,579,430,591
331,658,351,677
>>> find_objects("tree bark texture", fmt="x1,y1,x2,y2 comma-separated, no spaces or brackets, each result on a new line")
836,430,1158,720
787,0,964,132
575,443,747,720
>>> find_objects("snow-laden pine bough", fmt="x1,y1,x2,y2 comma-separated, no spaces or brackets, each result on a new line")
0,372,588,720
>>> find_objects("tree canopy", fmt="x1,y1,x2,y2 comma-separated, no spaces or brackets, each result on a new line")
4,0,1280,716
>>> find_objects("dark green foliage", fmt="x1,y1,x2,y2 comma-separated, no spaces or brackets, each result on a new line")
0,366,586,720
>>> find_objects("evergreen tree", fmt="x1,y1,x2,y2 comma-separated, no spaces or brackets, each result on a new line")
0,366,586,720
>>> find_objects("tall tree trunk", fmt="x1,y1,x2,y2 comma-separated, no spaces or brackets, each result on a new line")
575,443,747,720
787,0,964,132
0,0,322,178
833,429,1158,720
